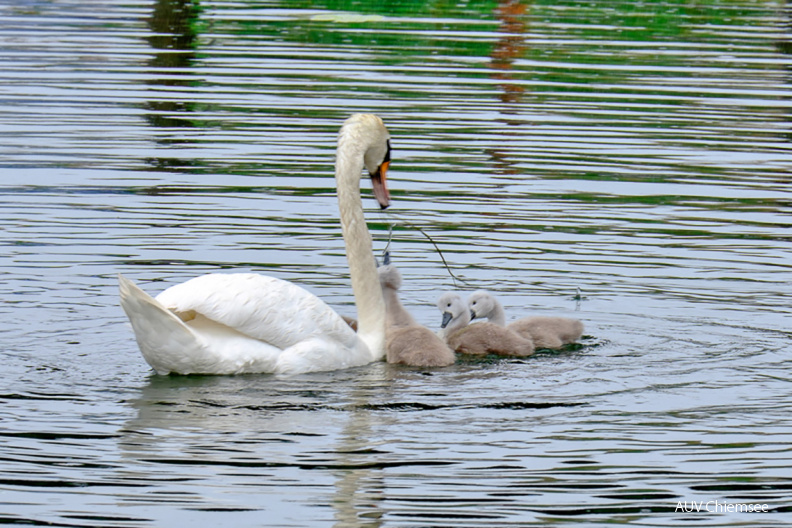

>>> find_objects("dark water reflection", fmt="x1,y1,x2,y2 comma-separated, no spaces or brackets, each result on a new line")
144,0,201,133
1,0,791,526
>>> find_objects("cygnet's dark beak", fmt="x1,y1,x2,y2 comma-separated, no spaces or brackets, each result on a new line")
441,311,453,329
370,161,390,210
470,309,478,320
383,250,391,265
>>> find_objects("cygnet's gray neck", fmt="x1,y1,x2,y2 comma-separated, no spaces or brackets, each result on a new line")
487,298,507,326
382,284,417,329
445,304,471,336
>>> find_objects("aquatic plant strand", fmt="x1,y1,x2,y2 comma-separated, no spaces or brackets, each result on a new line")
376,211,473,288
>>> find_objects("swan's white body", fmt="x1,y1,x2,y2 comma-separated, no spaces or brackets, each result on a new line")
119,274,371,375
119,114,391,375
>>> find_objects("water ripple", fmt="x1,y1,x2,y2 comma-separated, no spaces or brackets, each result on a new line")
1,0,791,526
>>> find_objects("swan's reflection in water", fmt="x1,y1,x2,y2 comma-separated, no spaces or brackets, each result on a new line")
328,393,384,528
118,364,403,524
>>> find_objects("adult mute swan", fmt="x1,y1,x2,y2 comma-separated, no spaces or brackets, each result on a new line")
378,254,455,367
437,293,535,357
119,113,392,376
467,291,584,349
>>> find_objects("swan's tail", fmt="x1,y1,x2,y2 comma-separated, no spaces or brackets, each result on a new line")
118,274,204,375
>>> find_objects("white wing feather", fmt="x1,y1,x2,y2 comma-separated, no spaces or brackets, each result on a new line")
155,274,358,350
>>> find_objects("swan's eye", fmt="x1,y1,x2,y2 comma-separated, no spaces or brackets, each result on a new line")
446,303,451,308
471,301,477,305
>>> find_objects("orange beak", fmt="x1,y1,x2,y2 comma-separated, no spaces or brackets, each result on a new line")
370,161,390,210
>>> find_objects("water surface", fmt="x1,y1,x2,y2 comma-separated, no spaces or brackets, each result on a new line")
1,0,790,526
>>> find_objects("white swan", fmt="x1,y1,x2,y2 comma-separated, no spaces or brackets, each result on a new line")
437,293,535,357
467,291,584,349
119,113,392,376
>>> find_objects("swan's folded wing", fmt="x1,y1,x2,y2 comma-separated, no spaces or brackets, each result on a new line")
119,274,207,374
154,273,357,350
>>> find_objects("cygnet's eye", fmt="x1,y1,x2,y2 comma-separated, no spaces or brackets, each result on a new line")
471,301,477,305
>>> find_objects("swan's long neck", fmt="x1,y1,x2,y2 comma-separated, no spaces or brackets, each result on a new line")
336,135,386,360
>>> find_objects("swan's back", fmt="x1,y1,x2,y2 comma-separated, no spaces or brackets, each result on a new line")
156,273,358,350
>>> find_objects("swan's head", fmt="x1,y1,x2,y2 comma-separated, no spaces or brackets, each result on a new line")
339,113,391,210
377,264,402,291
437,292,470,330
467,290,498,320
364,137,390,210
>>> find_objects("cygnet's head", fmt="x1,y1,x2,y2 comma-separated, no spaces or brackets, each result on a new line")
436,292,470,330
377,249,402,290
467,290,498,320
377,264,402,291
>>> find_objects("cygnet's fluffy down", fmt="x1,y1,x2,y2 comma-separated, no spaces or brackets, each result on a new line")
467,291,583,349
378,263,455,367
437,292,534,357
509,317,584,349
